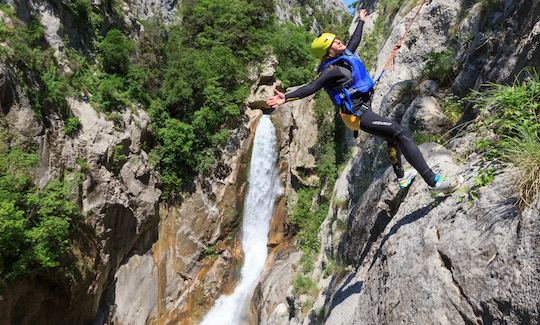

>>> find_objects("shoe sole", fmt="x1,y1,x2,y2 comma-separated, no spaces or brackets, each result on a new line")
399,172,417,189
430,175,464,198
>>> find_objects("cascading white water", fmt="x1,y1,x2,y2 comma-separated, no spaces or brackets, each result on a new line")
200,115,282,325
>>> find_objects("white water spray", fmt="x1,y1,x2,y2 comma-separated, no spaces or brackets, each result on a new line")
200,115,282,325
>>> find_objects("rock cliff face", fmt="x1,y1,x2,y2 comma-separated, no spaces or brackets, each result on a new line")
2,0,538,323
0,63,161,324
0,0,343,323
257,0,540,324
275,0,349,33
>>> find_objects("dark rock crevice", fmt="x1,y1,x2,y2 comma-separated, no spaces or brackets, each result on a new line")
437,250,483,324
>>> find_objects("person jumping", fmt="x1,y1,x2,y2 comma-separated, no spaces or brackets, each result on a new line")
266,9,461,197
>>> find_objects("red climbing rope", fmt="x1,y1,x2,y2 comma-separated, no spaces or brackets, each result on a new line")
373,0,429,82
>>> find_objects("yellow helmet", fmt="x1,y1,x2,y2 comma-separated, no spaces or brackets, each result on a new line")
311,33,336,59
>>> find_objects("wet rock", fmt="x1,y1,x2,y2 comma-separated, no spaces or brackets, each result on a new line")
257,250,302,325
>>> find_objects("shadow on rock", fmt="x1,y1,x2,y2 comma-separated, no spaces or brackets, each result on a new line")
368,199,444,270
329,273,364,311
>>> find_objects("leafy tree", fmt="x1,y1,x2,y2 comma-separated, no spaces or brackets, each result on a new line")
272,24,316,87
0,147,79,279
96,29,135,75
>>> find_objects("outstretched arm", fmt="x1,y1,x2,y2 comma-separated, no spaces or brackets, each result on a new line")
266,68,343,108
346,9,368,53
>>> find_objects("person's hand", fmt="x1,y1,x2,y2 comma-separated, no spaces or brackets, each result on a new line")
359,9,368,22
266,89,286,108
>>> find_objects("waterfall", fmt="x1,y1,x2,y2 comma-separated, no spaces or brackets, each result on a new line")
200,115,282,325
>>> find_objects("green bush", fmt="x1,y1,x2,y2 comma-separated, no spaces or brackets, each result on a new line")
96,29,135,75
0,4,15,16
272,24,315,88
0,16,71,117
180,0,273,62
501,129,540,206
64,117,81,136
76,157,90,173
0,147,79,279
66,0,92,19
110,144,129,173
290,189,329,254
442,96,464,126
293,274,318,296
150,118,196,193
95,74,129,111
422,49,456,84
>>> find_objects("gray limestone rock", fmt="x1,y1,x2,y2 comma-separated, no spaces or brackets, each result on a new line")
0,65,43,139
370,0,462,113
129,0,178,23
418,79,439,97
378,80,415,117
308,137,540,325
112,253,159,325
402,96,447,134
257,250,302,325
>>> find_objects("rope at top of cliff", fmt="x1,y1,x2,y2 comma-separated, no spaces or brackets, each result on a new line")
366,0,429,84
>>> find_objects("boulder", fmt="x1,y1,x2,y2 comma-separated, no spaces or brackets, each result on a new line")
402,96,447,133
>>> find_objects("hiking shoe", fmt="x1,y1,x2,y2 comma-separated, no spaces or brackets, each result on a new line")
429,175,464,198
398,168,417,189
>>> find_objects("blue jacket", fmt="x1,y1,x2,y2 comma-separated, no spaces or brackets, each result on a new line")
318,49,374,116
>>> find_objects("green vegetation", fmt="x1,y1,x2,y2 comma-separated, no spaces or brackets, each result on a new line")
64,117,81,136
205,245,218,257
360,0,410,68
460,167,495,203
110,144,129,174
293,273,318,296
272,23,315,88
291,92,348,257
0,16,70,117
322,258,348,278
501,129,540,206
289,91,351,286
0,146,79,279
413,131,444,145
441,95,464,126
1,0,352,199
76,157,90,173
470,72,540,206
97,29,135,75
422,49,457,85
0,0,355,289
291,189,327,254
146,0,277,195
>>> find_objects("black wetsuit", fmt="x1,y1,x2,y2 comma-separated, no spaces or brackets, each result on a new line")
285,21,437,186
